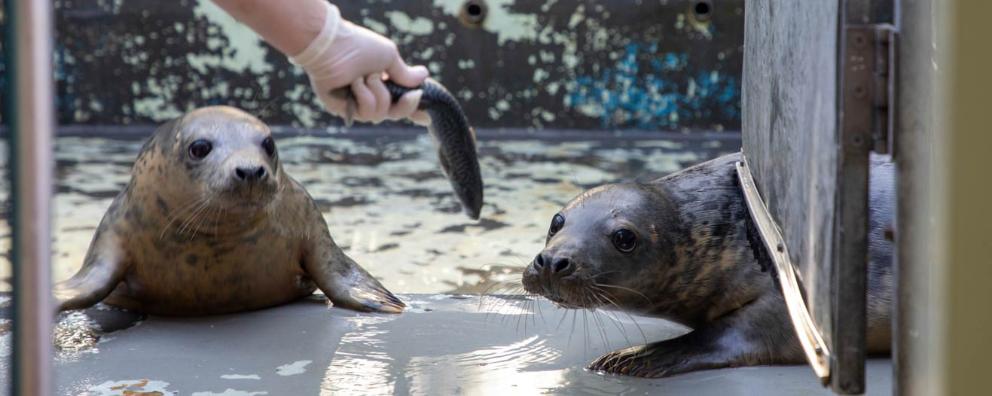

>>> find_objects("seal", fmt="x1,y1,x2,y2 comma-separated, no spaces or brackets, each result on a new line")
522,152,893,377
54,106,404,315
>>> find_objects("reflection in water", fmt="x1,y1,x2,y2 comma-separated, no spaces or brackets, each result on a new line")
321,315,397,395
53,312,100,354
318,295,685,395
406,336,564,396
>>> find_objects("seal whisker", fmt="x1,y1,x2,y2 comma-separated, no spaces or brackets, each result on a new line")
178,198,213,239
567,309,578,348
187,199,216,239
581,306,590,359
586,294,611,351
158,195,210,240
172,195,211,235
589,289,632,348
477,282,526,320
592,282,652,306
591,285,649,346
532,294,547,326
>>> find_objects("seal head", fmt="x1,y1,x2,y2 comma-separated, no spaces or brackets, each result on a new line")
173,106,280,210
523,183,681,314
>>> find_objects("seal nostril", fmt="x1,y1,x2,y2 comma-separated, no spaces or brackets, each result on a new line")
552,258,571,274
534,253,546,269
235,166,265,182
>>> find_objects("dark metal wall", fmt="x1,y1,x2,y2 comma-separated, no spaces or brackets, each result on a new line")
0,0,744,132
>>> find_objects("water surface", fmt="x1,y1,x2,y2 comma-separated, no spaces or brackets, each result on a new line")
0,132,738,294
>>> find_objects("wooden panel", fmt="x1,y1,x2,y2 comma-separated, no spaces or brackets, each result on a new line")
742,0,840,347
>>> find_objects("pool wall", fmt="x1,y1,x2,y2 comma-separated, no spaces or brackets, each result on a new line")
0,0,744,132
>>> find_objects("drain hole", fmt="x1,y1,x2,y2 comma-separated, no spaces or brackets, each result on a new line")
692,1,713,22
695,1,711,15
459,0,488,28
467,4,483,16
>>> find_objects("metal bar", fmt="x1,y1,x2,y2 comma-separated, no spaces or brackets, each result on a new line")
894,0,938,394
735,157,832,382
6,0,56,394
830,23,880,394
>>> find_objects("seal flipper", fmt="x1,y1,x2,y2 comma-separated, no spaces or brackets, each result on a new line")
302,233,405,314
54,232,128,312
588,294,804,377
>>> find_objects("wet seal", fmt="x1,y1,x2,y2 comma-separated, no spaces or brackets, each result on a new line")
54,106,404,315
522,153,893,377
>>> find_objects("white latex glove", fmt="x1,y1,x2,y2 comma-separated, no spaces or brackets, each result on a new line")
289,2,429,125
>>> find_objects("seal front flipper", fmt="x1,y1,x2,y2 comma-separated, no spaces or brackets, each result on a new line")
588,330,732,378
588,295,804,377
302,233,405,314
54,228,128,312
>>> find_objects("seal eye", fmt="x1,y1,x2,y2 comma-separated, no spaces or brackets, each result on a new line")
612,229,637,253
548,213,565,237
262,137,276,157
188,139,212,160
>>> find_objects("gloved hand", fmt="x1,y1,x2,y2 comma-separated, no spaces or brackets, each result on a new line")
289,2,429,125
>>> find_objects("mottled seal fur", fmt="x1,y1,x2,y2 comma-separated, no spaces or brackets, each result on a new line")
54,106,404,315
522,152,893,377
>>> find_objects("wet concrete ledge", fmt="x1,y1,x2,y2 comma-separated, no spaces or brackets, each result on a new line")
20,294,892,395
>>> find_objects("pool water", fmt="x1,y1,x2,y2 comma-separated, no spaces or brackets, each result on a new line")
0,131,739,295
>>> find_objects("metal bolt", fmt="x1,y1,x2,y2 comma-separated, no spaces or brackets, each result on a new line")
853,85,867,98
854,33,866,48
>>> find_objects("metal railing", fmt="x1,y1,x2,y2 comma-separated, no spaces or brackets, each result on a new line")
5,0,55,394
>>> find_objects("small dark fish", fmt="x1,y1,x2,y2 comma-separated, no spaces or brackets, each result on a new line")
332,79,484,219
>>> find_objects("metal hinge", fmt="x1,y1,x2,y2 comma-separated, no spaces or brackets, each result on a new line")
844,24,898,155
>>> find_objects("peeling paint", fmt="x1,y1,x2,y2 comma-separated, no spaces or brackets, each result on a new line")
86,379,175,396
384,11,434,35
188,0,273,75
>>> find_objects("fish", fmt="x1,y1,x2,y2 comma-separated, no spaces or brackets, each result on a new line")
332,78,484,220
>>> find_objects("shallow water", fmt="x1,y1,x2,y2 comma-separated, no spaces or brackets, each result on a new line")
35,295,891,395
0,132,738,294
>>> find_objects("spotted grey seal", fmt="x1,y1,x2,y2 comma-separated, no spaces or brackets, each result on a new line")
522,152,893,377
54,106,404,315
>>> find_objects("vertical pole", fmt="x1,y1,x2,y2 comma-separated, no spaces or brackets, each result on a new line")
937,1,992,395
5,0,55,394
893,1,939,395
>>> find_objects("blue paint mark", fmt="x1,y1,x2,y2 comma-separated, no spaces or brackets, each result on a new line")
565,43,739,129
54,43,79,118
